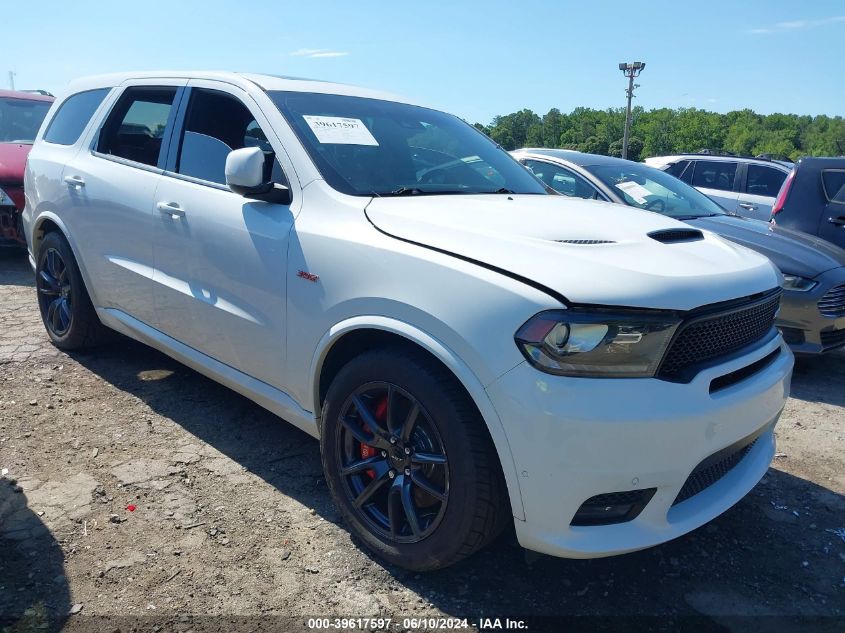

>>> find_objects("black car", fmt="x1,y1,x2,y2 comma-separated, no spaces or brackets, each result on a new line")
771,157,845,251
512,149,845,355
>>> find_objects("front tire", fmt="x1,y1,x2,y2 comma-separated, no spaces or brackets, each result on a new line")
36,231,110,350
320,347,507,570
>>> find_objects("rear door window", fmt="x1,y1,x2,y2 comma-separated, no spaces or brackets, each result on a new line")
822,170,845,204
745,164,787,198
691,161,738,192
43,88,110,145
97,87,178,167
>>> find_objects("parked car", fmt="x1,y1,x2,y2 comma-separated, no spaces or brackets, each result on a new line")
24,71,792,570
771,157,845,253
0,90,54,245
513,149,845,355
645,153,792,222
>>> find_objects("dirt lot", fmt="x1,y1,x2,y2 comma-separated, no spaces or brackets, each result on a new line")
1,247,844,633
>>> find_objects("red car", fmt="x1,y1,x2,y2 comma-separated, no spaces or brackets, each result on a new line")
0,90,54,245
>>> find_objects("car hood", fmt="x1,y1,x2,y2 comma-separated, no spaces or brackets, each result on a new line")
687,214,845,278
0,142,31,184
365,195,780,310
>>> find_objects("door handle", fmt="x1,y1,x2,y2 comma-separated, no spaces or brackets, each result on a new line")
156,202,185,219
738,203,758,211
63,175,85,188
829,216,845,227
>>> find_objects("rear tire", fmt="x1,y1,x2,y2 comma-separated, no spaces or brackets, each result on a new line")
320,346,508,571
35,231,110,350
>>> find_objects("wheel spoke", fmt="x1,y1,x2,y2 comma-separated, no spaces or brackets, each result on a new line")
352,470,390,508
411,452,447,466
400,475,422,537
400,402,420,443
385,385,398,436
340,455,387,477
46,250,61,278
59,299,71,329
340,413,373,446
351,395,390,445
387,477,404,537
38,270,60,295
410,470,446,502
47,299,61,331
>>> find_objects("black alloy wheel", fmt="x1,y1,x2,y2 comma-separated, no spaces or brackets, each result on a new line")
336,382,449,543
37,247,73,337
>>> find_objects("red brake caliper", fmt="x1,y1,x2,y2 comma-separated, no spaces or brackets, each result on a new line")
360,396,388,479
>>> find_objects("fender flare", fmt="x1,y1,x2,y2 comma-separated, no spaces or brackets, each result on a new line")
309,315,525,520
31,211,102,307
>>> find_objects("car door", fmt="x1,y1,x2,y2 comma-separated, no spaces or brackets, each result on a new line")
689,160,740,213
152,80,297,389
736,163,787,221
520,158,604,199
819,168,845,249
59,81,186,325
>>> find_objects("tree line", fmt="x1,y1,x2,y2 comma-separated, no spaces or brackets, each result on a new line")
473,106,845,162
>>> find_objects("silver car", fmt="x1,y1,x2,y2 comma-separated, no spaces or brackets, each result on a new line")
646,154,792,221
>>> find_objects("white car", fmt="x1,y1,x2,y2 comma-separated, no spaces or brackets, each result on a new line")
23,72,793,570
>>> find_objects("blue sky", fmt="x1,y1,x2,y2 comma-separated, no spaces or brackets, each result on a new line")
6,0,845,125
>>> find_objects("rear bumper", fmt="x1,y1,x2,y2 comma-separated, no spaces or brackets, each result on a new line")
778,267,845,354
486,335,792,558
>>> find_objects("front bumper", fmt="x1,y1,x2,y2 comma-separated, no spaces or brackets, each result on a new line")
0,203,24,246
486,334,792,558
778,267,845,354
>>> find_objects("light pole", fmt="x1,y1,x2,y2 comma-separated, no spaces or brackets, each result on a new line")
618,61,645,160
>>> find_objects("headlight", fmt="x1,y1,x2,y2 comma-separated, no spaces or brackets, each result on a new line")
0,187,14,207
515,309,681,377
781,274,817,292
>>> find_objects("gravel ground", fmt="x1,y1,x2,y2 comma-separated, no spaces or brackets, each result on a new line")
1,246,844,633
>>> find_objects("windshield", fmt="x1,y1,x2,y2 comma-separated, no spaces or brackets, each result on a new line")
270,91,546,196
0,98,53,143
585,162,726,219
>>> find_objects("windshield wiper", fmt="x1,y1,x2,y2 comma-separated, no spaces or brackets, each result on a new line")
383,187,473,196
674,213,722,220
483,187,515,194
389,187,427,196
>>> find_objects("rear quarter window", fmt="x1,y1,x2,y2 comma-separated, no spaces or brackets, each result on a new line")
43,88,111,145
822,170,845,204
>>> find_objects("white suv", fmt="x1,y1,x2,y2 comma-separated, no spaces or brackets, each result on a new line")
23,72,793,570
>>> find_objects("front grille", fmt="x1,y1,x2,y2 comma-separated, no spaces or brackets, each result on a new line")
673,439,757,506
658,290,781,381
818,284,845,317
820,328,845,351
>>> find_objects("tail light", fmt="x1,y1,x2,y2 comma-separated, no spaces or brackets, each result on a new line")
771,169,795,221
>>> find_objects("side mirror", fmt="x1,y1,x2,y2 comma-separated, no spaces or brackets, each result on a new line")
225,147,291,205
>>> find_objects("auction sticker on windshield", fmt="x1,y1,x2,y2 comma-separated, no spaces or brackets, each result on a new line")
615,180,651,204
303,115,379,146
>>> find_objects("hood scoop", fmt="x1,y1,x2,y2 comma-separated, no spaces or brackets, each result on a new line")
648,228,704,244
556,239,616,245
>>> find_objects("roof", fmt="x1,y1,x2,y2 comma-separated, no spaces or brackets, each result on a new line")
0,89,54,102
62,71,415,105
513,148,634,168
646,153,793,170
